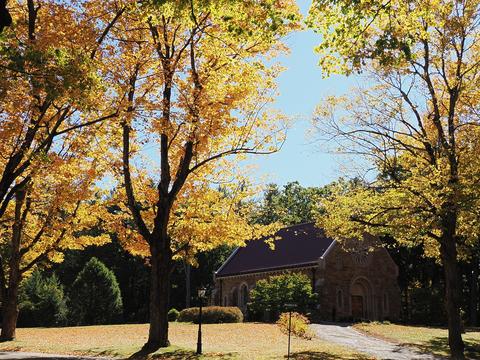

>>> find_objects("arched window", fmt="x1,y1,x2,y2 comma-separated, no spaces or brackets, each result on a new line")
337,289,344,309
231,288,238,306
240,284,249,307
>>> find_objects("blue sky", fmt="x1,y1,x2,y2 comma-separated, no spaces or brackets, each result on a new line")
249,0,358,188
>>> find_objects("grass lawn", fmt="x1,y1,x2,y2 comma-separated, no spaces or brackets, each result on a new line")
0,322,373,360
353,322,480,359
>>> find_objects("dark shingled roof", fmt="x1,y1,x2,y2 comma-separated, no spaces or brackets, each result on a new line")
215,223,334,278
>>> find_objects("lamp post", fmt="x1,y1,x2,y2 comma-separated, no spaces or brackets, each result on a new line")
196,287,207,355
284,303,297,360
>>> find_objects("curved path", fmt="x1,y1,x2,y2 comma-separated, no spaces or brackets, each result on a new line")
311,323,444,360
0,352,112,360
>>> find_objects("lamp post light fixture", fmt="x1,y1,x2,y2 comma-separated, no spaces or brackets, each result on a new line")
196,287,207,355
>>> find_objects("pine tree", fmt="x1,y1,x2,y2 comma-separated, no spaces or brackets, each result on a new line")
69,258,123,325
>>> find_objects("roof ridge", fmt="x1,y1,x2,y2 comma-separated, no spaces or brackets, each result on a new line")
215,222,333,278
278,221,316,230
214,223,317,276
214,247,240,275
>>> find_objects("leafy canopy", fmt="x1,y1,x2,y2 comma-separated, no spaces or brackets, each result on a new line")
103,0,300,259
309,0,480,259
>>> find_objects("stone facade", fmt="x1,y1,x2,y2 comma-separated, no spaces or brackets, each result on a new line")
214,242,401,322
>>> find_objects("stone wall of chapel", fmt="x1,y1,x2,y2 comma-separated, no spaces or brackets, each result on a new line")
214,244,401,322
319,244,401,321
214,267,320,311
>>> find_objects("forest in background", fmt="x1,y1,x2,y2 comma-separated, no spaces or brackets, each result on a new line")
21,181,478,328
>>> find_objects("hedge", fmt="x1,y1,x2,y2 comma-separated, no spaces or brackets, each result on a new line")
168,308,180,321
178,306,243,323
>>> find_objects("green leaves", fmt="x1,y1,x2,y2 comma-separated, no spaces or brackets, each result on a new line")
307,0,422,75
248,273,318,320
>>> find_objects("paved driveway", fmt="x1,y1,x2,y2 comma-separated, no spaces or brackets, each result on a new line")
311,323,444,360
0,353,112,360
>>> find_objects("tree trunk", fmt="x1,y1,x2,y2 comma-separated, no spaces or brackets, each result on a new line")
144,243,171,350
471,257,479,326
0,260,21,341
1,186,25,341
185,262,191,308
404,286,410,323
0,282,20,341
440,236,465,359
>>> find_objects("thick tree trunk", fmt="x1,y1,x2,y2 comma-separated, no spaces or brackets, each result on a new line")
1,186,25,341
440,236,465,359
0,283,20,341
144,243,171,351
1,259,21,341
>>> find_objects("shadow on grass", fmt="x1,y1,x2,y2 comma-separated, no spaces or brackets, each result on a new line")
398,336,479,359
287,351,372,360
128,347,238,360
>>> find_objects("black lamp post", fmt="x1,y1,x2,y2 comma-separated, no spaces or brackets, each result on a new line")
196,287,207,355
284,303,297,360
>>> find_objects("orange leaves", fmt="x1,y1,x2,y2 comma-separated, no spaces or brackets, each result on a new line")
0,1,118,273
1,1,300,273
102,0,300,264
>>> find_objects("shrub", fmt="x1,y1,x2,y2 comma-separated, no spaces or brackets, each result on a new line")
178,306,243,323
69,257,123,325
276,312,314,340
168,308,180,322
247,272,317,321
18,271,68,327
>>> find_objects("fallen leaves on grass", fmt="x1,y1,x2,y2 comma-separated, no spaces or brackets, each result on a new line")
0,323,371,360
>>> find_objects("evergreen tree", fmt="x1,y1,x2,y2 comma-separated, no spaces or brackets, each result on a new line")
18,271,67,327
54,238,149,323
69,257,123,325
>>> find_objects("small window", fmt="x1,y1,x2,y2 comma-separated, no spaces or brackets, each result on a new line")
240,284,249,307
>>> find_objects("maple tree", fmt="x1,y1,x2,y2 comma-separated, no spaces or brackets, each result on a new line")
309,0,480,357
99,0,300,350
0,145,110,339
0,0,129,339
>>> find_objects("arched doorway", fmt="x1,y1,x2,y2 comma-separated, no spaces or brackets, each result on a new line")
350,277,372,320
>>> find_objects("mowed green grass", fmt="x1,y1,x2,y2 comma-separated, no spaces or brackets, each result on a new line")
0,322,373,360
354,322,480,359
